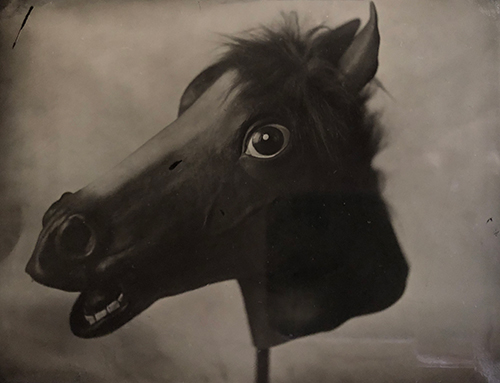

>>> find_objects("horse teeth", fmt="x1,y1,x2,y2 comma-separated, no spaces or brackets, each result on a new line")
84,295,125,325
107,300,120,313
95,308,107,321
85,314,96,325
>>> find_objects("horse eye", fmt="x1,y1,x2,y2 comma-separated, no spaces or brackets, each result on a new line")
245,124,290,159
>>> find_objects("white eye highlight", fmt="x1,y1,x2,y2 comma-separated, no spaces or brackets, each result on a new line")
244,124,290,159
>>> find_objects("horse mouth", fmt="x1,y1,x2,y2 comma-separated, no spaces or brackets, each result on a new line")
69,282,151,338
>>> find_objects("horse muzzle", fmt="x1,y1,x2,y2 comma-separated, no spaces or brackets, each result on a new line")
26,191,181,338
26,192,103,291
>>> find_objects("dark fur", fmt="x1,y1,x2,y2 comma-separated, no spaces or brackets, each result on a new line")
218,14,381,179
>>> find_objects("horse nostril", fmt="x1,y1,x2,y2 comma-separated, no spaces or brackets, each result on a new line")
56,215,96,259
43,191,74,227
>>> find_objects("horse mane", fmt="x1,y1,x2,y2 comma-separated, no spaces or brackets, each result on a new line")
217,13,382,186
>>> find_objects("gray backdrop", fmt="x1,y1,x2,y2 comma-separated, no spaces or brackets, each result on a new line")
0,1,498,382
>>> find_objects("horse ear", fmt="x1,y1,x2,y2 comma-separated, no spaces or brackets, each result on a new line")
311,18,361,66
338,2,380,92
178,63,228,116
265,193,408,339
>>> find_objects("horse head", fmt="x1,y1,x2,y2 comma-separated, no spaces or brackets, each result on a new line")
26,3,408,348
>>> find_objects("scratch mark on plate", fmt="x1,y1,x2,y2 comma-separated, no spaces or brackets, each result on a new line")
12,5,34,49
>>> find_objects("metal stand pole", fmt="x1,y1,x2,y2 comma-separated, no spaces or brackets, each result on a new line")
256,348,270,383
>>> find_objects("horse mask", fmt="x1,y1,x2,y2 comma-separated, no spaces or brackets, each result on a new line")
26,3,408,348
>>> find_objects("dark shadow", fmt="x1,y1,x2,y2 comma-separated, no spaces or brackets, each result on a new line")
0,7,23,265
0,193,21,264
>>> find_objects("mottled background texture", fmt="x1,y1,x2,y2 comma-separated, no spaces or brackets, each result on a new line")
0,1,499,382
